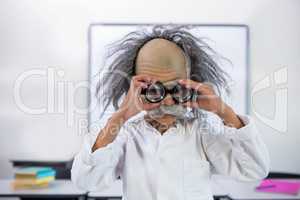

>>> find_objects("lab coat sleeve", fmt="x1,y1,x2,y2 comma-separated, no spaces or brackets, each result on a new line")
71,125,127,191
200,115,270,181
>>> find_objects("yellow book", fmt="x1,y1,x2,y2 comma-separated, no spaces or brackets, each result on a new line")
11,181,49,190
13,176,54,185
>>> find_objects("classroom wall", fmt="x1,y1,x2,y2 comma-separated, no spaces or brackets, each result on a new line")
0,0,299,178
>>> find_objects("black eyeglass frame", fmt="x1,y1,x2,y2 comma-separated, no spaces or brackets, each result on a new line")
140,81,198,104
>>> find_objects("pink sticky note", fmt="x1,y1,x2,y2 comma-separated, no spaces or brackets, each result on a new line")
256,179,300,195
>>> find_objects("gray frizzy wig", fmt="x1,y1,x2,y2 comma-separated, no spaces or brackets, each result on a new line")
96,25,230,117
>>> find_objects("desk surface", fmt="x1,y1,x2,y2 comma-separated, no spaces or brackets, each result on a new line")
215,178,300,200
2,178,299,199
0,179,86,197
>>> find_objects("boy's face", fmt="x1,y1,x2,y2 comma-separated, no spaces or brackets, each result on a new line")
135,38,189,119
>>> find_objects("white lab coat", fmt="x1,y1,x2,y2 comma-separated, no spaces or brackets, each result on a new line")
71,112,270,200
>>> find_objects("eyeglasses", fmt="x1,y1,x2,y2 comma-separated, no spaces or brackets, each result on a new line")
140,81,198,103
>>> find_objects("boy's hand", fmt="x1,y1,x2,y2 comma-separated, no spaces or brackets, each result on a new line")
178,79,244,128
119,75,161,121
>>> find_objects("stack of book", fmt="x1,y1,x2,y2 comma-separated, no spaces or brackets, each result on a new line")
11,167,56,190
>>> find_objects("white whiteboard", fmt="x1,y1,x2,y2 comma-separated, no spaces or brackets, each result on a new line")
88,24,249,130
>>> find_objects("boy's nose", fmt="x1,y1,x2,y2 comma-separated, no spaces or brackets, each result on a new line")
161,94,175,106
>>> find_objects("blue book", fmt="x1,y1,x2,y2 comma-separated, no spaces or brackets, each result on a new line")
15,167,56,179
